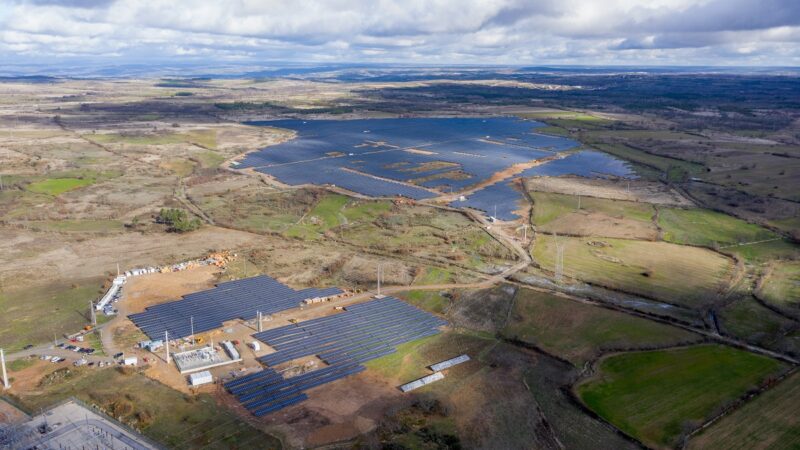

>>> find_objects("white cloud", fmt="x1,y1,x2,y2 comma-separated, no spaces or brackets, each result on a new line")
1,0,799,65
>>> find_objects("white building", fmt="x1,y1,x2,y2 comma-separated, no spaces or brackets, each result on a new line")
188,371,213,387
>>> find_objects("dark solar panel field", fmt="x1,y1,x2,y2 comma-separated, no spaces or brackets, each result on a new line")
450,150,637,220
522,150,637,178
240,118,579,196
240,118,638,220
128,275,342,340
225,297,446,416
449,180,525,221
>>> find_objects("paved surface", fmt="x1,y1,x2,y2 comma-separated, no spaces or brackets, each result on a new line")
0,400,159,450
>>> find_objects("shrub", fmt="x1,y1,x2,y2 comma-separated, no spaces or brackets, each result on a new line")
157,208,201,233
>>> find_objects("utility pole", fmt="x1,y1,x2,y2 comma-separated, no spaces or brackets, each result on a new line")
1,348,9,389
165,331,170,364
577,195,581,210
257,311,263,333
90,301,96,326
377,264,382,296
116,263,120,277
190,316,195,345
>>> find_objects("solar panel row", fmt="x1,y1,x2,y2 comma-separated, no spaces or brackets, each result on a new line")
128,275,343,340
224,297,447,416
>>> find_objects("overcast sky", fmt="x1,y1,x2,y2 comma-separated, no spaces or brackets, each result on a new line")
2,0,799,67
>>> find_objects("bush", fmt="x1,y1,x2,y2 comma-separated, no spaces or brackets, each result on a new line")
157,208,201,233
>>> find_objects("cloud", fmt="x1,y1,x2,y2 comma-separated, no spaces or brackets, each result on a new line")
0,0,799,66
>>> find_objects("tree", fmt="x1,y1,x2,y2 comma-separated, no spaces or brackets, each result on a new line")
157,208,201,233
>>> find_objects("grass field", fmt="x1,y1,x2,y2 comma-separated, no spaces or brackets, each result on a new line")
658,207,778,248
722,239,800,263
522,352,641,450
718,298,799,356
688,371,800,450
532,235,734,308
397,267,456,314
588,142,704,182
502,289,701,366
285,194,392,239
531,191,657,239
26,177,96,196
5,367,279,449
577,345,786,448
758,261,800,311
0,278,104,351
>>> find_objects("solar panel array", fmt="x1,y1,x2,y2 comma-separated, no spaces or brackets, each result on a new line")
225,297,446,416
128,275,342,340
240,118,579,197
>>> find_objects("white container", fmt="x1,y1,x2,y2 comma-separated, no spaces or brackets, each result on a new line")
123,356,138,366
189,370,213,386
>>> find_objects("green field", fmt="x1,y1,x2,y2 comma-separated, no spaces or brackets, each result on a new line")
532,235,734,308
721,239,800,263
502,289,700,366
688,371,800,450
531,191,656,239
577,345,786,448
285,194,392,239
718,298,799,357
588,142,704,182
5,368,279,449
26,177,96,196
658,207,778,248
195,150,226,168
758,261,800,311
0,278,104,351
397,267,456,314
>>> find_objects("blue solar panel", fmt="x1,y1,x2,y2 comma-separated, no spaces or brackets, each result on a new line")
226,296,447,417
128,275,343,340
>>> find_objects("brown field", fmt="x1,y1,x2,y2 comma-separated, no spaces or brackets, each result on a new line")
525,176,693,206
532,235,735,308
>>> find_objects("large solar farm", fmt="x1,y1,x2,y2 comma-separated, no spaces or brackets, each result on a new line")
125,274,449,417
237,118,635,220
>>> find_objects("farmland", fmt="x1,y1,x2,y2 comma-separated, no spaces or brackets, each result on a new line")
502,288,701,366
688,371,800,449
577,345,786,448
531,235,734,308
658,207,779,248
530,191,657,240
757,261,800,312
